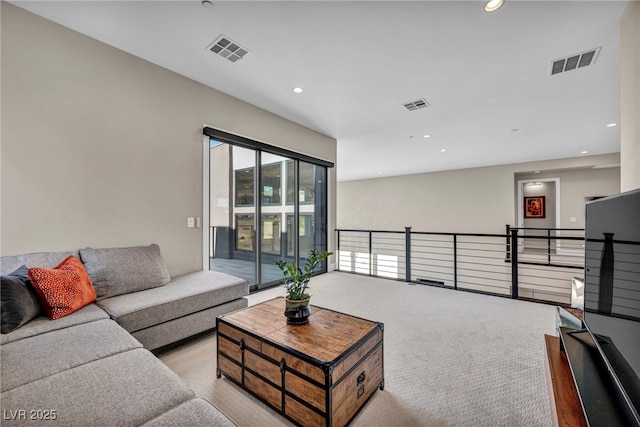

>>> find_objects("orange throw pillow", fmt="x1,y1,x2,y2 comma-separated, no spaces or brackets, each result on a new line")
28,256,97,320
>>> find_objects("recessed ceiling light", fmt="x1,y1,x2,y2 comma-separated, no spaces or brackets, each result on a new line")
201,0,214,9
440,149,447,153
581,150,589,154
484,0,504,13
292,87,303,93
423,134,431,138
606,123,617,127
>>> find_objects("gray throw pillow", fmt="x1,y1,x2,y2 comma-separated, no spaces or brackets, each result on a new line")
1,266,42,333
79,244,171,300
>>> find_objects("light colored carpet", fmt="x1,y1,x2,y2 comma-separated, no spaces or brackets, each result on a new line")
158,272,556,426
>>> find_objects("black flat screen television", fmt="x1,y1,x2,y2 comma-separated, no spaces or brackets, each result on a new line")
583,188,640,425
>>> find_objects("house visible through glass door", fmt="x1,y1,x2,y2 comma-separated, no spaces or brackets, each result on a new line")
207,130,330,291
209,142,257,286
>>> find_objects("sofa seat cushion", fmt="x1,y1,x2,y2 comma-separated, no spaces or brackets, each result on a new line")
79,244,171,300
0,304,109,345
132,298,247,351
141,398,237,427
0,348,194,427
0,251,78,276
1,319,141,392
97,271,248,333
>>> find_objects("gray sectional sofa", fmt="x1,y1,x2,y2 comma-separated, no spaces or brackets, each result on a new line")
0,244,249,426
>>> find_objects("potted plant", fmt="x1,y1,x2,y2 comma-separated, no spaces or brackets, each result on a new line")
276,249,332,325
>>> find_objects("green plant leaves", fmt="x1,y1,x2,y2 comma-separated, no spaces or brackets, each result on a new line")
276,249,332,300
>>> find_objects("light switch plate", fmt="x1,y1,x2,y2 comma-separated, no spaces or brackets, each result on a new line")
187,217,195,228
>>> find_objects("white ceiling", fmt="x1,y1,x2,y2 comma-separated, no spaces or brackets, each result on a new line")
11,0,628,181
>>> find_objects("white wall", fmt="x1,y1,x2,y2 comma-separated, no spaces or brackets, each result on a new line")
521,181,556,230
0,3,337,276
337,154,620,234
516,166,620,230
620,1,640,192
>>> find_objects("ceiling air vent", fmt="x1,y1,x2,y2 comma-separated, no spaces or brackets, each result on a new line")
549,47,600,76
403,98,430,111
207,35,249,63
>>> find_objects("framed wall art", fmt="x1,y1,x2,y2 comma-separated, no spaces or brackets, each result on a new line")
524,196,545,218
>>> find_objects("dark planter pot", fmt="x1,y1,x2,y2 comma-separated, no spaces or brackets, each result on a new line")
284,297,311,325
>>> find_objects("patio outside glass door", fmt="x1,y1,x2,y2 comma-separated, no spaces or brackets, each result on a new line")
259,152,288,287
208,135,328,291
209,142,256,286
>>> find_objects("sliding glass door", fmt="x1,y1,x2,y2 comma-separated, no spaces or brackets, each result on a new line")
209,142,257,286
207,129,330,291
259,152,287,286
288,161,327,271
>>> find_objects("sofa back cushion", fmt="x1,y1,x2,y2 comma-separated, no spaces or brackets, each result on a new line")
1,251,78,276
79,244,170,300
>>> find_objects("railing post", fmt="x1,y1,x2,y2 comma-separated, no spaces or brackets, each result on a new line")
505,224,511,262
368,231,373,276
511,228,519,299
405,227,412,282
547,229,552,265
598,233,615,315
453,234,458,290
336,230,340,271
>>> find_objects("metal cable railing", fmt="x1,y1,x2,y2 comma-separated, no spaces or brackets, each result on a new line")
585,237,640,320
336,226,587,305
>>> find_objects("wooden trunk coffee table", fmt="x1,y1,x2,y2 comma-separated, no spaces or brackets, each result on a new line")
216,297,384,427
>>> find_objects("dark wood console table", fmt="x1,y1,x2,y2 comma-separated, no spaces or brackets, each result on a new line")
544,334,588,427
